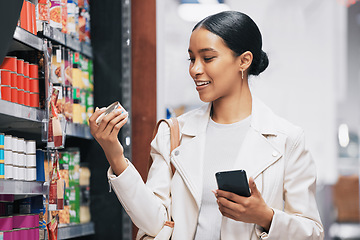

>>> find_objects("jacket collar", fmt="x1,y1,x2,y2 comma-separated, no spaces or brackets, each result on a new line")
180,96,278,137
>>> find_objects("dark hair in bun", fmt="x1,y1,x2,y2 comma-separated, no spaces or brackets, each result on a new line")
193,11,269,76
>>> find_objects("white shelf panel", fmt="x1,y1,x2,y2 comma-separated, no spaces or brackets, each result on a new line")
0,179,47,195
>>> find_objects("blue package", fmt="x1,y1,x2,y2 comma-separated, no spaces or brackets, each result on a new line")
36,150,45,182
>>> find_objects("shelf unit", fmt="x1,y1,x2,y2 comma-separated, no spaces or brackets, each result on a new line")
12,24,92,58
0,21,95,239
0,179,47,195
42,222,95,240
0,100,92,139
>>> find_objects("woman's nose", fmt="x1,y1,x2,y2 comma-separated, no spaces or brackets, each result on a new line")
190,59,203,78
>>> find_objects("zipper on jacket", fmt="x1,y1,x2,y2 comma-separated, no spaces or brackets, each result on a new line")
108,179,112,193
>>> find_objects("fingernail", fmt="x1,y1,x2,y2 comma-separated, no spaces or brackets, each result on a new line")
95,107,99,111
212,190,217,195
114,109,122,114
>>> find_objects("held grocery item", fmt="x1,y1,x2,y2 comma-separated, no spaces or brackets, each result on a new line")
95,101,122,125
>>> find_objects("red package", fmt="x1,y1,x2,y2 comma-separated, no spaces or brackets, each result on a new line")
47,215,58,240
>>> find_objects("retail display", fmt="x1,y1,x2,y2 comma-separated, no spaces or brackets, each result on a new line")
0,0,95,238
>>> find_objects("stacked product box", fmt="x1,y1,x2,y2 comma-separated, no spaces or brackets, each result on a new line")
0,195,45,240
2,134,40,181
19,0,38,35
0,57,40,108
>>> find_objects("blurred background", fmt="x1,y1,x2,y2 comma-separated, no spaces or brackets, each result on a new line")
1,0,360,239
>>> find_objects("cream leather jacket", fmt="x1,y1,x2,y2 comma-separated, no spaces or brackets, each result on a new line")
108,97,324,239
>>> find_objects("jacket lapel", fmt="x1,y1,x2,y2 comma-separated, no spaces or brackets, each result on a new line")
170,96,285,209
233,128,283,180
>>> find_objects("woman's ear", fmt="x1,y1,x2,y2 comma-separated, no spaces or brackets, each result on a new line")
238,51,253,72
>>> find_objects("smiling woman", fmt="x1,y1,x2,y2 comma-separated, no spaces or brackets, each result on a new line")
90,10,324,240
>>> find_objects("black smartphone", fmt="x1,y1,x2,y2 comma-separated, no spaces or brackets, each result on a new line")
215,170,251,197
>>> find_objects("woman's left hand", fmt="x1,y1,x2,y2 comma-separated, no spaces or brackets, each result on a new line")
214,177,274,232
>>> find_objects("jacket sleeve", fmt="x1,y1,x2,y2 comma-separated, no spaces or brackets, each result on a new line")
107,122,173,237
256,130,324,240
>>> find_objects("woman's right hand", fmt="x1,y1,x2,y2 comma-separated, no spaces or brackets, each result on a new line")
89,105,129,176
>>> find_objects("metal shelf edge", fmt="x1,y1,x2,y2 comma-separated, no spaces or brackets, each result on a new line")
0,180,47,195
0,100,44,122
13,27,44,51
66,123,93,139
42,222,95,240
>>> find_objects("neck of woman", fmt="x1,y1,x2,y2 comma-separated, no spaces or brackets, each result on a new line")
211,81,252,124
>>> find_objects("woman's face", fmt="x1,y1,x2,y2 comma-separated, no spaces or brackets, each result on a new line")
188,28,243,103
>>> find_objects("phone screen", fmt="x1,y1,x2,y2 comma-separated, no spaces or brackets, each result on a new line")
215,170,251,197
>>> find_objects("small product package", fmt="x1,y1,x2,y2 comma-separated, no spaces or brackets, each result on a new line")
48,88,66,149
96,101,122,125
47,214,59,240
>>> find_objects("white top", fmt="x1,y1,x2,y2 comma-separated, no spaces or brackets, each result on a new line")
194,115,251,240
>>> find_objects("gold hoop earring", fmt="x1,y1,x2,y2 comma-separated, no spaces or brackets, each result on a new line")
241,71,244,80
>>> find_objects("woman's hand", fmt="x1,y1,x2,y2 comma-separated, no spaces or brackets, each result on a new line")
89,105,129,176
214,177,274,232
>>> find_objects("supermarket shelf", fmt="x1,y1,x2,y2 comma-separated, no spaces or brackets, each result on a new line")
0,179,47,195
81,42,93,58
0,100,44,122
41,23,93,58
42,23,66,45
66,123,93,139
65,34,81,52
0,100,92,139
13,26,44,51
0,100,44,133
43,222,95,240
329,222,360,239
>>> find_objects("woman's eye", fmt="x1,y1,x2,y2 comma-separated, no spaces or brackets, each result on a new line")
204,57,215,62
188,58,195,63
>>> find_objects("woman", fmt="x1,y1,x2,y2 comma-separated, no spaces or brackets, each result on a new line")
89,11,324,239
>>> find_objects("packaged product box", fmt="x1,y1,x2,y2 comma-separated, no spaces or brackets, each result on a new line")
36,0,50,23
80,55,89,89
36,149,45,182
61,0,67,33
49,0,62,29
64,49,73,86
85,90,93,125
80,89,86,125
51,46,64,85
67,0,78,39
64,86,73,122
88,59,93,91
69,186,80,223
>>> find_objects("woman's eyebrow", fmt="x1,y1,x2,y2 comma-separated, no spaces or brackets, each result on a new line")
188,48,217,53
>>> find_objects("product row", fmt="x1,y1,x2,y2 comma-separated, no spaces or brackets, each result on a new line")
45,149,91,225
0,133,38,181
0,57,40,108
19,0,91,44
37,0,90,43
0,193,45,239
50,45,94,124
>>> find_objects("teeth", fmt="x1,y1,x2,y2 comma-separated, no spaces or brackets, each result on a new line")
196,81,210,86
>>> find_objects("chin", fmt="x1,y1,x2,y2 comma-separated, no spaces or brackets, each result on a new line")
198,93,215,103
